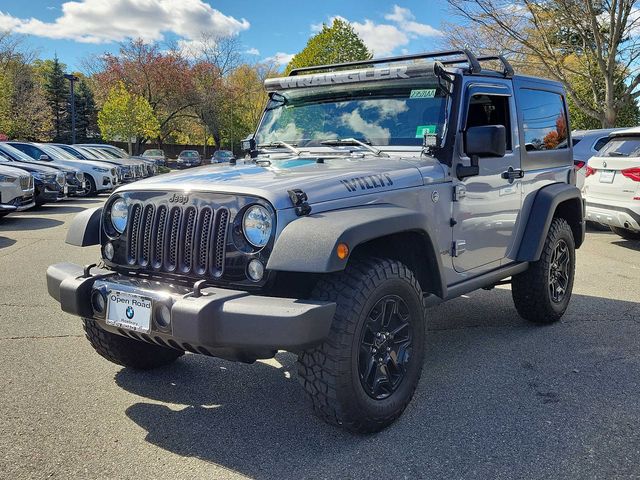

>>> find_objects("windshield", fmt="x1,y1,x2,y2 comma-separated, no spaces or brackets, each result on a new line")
0,143,37,162
40,144,77,161
181,151,199,157
598,136,640,157
255,82,448,147
215,150,232,157
144,149,163,156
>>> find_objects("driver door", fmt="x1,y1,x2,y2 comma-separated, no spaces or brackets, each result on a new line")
452,84,523,273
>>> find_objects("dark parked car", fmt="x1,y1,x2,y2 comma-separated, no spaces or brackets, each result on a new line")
211,150,236,164
175,150,202,168
142,149,166,166
0,143,67,204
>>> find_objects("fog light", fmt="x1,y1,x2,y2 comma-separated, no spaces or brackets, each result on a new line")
155,304,171,330
247,259,264,282
104,241,114,260
91,290,106,315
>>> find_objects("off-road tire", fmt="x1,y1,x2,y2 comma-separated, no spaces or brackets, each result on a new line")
512,217,575,324
82,318,183,369
297,258,425,433
610,226,640,241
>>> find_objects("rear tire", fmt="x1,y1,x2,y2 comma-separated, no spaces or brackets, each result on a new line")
610,226,640,240
297,258,425,433
82,318,183,369
512,217,575,324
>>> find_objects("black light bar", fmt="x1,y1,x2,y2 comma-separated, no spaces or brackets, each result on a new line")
287,49,483,76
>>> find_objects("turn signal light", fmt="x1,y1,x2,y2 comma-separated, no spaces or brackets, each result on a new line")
585,165,597,177
336,243,349,260
622,167,640,182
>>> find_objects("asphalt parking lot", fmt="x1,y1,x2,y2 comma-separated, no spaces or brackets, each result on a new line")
1,197,639,479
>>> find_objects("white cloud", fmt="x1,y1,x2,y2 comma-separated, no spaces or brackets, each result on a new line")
263,51,295,66
245,47,260,55
310,6,441,57
0,0,249,44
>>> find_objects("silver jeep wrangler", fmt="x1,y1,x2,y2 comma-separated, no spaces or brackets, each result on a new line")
47,50,584,433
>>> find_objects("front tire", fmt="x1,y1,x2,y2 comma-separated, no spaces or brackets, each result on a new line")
82,318,183,369
297,258,425,433
512,217,576,324
76,176,97,197
610,226,640,240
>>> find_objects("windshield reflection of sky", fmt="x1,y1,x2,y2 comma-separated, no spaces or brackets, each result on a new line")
257,91,446,147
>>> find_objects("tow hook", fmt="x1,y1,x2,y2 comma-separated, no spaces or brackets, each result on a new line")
288,189,312,216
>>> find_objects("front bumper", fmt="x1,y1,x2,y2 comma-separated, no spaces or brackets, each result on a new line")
46,263,336,354
586,201,640,231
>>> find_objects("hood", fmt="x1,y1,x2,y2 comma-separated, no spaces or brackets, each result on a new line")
116,155,445,209
1,160,60,174
48,157,115,171
0,164,31,177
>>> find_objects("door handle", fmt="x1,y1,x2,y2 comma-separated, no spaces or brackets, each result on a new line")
501,167,524,183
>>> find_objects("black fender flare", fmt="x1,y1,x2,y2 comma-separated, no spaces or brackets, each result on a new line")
267,204,446,296
516,183,584,262
66,206,102,246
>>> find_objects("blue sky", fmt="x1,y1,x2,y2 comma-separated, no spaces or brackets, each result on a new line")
0,0,450,71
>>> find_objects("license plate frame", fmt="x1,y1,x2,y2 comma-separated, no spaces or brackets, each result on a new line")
599,170,615,183
105,290,153,333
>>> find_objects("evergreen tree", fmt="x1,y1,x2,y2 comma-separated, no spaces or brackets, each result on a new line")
43,56,69,142
285,19,372,74
74,78,99,142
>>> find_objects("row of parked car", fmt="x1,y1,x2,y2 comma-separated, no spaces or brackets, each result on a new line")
573,126,640,240
0,142,158,217
141,148,236,167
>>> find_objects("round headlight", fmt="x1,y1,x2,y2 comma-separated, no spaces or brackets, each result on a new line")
110,198,128,234
242,205,272,248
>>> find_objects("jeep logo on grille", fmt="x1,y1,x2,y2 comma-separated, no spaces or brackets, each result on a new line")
169,193,189,204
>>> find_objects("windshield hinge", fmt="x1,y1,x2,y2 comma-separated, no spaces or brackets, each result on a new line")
453,184,467,201
288,189,312,216
452,240,466,257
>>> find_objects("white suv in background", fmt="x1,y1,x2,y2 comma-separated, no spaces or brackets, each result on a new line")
0,164,35,216
572,128,622,190
584,127,640,240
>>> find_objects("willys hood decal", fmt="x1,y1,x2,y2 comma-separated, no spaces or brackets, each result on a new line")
116,156,445,210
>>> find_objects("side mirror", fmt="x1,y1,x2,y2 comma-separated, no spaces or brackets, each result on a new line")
39,154,50,161
465,125,506,158
241,135,256,155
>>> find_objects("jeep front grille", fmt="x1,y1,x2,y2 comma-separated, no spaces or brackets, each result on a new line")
126,203,229,277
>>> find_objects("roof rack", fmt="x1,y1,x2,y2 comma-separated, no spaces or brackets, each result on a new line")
288,49,483,76
441,54,514,78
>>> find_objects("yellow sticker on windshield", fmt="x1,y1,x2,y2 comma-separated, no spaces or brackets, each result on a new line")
410,89,436,99
416,125,437,138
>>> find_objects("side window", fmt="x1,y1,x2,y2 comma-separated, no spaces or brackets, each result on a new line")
520,89,568,151
466,94,512,150
593,137,609,152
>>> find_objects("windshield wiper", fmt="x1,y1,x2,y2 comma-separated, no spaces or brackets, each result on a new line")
257,141,301,156
607,151,628,157
320,138,389,157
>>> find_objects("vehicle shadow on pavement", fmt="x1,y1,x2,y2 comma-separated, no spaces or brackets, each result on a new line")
0,236,16,249
0,216,63,231
30,205,87,215
612,240,640,251
116,288,640,479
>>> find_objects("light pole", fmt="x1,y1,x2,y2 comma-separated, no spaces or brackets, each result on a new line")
64,74,78,144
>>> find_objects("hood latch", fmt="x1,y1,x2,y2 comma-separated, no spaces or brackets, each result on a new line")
288,189,312,216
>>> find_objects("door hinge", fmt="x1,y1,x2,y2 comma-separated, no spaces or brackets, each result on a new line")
452,240,466,257
453,184,467,201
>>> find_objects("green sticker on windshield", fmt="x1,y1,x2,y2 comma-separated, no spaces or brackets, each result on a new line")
415,125,437,138
410,89,436,99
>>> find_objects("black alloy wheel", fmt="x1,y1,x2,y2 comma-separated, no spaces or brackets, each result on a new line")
358,295,412,400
